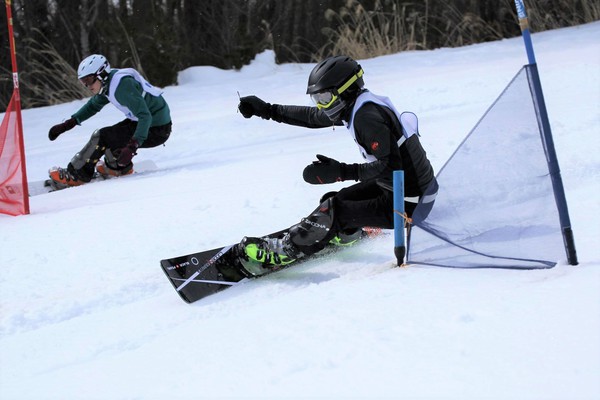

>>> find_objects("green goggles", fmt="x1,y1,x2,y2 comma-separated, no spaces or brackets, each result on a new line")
310,69,364,110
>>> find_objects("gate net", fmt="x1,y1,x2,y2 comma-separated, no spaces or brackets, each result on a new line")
408,66,565,269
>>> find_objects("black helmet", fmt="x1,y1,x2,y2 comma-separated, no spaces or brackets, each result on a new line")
306,56,363,94
306,56,364,122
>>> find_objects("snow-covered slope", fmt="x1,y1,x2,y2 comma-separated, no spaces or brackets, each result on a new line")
1,22,599,400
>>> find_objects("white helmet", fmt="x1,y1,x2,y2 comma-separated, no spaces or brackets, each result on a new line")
77,54,111,81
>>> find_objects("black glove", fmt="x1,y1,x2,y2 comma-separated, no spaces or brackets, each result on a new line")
116,138,139,167
303,154,358,184
48,117,77,141
238,95,272,120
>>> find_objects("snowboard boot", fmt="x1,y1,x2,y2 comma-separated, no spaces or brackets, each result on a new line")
329,227,383,246
329,228,363,246
96,159,134,177
48,166,85,189
236,236,301,276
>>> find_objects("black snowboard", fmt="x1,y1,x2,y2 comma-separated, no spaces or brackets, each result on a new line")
160,229,287,303
160,228,383,303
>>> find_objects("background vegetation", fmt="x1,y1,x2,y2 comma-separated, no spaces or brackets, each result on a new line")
1,0,598,110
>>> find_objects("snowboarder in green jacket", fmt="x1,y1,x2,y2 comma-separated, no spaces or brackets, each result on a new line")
48,54,172,188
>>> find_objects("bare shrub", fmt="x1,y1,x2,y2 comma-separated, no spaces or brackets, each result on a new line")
316,0,428,60
19,31,89,108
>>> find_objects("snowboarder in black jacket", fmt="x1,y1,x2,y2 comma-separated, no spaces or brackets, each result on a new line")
236,55,436,275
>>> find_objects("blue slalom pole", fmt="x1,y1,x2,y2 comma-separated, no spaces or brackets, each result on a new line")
393,170,405,266
514,0,537,65
514,0,578,265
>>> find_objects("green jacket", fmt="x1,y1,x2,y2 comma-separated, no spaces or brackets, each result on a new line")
72,69,171,145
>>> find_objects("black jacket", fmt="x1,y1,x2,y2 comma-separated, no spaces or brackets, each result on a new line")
271,99,434,198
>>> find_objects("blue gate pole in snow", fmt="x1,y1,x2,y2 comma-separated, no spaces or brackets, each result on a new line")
393,170,405,266
514,0,578,265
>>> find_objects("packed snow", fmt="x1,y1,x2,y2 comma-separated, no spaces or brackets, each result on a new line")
1,22,599,400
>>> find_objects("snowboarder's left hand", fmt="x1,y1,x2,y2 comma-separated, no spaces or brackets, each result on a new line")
303,154,357,184
116,138,139,167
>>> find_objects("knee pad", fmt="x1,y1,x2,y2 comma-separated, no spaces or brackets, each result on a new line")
288,198,336,255
70,129,106,169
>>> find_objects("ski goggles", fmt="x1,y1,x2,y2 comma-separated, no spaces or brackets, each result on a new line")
310,69,364,110
79,75,97,88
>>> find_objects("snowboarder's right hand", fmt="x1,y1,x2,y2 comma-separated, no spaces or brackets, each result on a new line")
48,117,77,141
238,96,272,120
116,138,139,167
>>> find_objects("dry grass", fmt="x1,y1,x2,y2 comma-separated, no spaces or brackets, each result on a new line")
316,0,428,60
527,0,600,31
316,0,600,61
18,31,89,108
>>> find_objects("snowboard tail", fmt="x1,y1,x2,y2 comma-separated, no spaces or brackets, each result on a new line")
160,229,288,303
160,245,248,303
